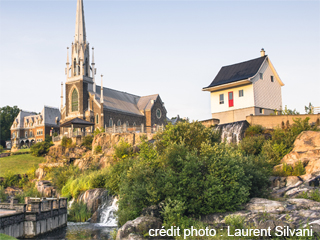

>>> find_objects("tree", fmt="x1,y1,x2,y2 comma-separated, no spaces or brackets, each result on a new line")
0,106,20,147
305,102,314,114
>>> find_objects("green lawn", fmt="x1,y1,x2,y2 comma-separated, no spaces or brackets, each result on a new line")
15,148,31,153
0,233,18,239
0,154,45,177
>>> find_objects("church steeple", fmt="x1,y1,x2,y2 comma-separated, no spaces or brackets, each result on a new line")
68,0,90,79
75,0,86,45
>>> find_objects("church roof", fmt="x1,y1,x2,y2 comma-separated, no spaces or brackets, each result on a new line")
203,55,267,89
93,86,160,116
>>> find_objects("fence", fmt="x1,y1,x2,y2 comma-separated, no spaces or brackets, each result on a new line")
52,124,164,142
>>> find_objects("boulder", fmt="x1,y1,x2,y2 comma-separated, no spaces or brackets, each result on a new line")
275,131,320,175
116,216,162,240
77,188,112,213
245,198,286,212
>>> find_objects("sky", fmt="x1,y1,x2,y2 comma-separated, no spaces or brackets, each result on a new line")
0,0,319,121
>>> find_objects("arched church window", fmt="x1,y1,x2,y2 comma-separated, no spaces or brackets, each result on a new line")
117,120,121,126
109,118,113,127
96,114,99,124
71,89,78,112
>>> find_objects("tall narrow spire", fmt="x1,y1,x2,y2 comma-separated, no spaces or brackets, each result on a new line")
100,75,104,104
75,0,86,44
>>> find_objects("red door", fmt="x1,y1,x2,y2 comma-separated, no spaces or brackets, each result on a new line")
228,91,234,107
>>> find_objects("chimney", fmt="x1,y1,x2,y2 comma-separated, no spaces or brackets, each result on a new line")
260,48,265,57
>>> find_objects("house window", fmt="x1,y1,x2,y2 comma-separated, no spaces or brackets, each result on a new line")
12,133,15,138
228,92,234,107
271,76,274,82
260,108,264,114
109,118,113,127
219,94,224,104
71,89,78,112
96,114,99,124
259,73,263,80
117,120,121,126
126,121,129,127
239,90,244,97
30,131,33,137
25,132,28,138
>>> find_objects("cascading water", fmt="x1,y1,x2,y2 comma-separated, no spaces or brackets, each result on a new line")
95,197,118,227
216,120,249,144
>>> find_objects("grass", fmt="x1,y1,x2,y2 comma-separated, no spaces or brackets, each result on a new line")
0,233,18,239
15,148,31,153
0,154,45,177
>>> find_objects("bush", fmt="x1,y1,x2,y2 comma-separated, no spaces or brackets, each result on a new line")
273,161,306,177
2,171,19,187
30,141,53,157
240,135,265,156
15,182,42,203
61,136,73,148
68,201,92,222
113,140,134,160
0,186,8,202
94,145,102,154
81,135,93,150
244,125,265,137
94,127,105,136
0,145,4,153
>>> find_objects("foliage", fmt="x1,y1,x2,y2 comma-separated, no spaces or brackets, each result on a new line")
296,190,320,202
15,181,42,203
45,165,81,192
224,214,246,231
113,140,134,160
61,169,107,199
61,136,73,148
30,141,53,157
0,105,20,148
154,121,220,154
0,185,8,202
112,141,252,226
240,135,265,156
260,117,318,166
45,134,53,143
305,102,314,114
2,170,19,188
274,161,306,177
94,127,105,136
161,198,187,228
0,145,3,153
68,201,92,222
0,154,45,177
94,145,102,154
81,135,93,150
281,105,300,115
244,125,264,137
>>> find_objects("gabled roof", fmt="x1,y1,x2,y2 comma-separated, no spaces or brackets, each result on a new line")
60,117,94,128
203,55,267,90
137,94,159,111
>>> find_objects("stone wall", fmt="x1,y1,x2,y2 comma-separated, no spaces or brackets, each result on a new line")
246,114,320,129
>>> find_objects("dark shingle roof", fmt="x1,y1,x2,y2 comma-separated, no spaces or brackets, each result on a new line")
204,55,267,89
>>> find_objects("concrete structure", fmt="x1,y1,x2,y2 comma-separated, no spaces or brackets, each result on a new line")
0,197,67,239
246,114,320,129
8,106,60,149
203,49,284,124
60,0,167,137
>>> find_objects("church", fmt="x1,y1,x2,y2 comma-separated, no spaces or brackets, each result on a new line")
60,0,167,134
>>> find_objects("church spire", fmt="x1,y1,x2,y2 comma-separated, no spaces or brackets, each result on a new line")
75,0,86,44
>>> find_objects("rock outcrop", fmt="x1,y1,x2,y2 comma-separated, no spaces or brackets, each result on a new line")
275,131,320,174
116,216,162,240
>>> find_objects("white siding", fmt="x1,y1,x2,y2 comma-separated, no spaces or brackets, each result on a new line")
252,61,282,110
210,84,254,114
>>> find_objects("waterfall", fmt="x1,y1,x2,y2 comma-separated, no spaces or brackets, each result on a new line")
95,197,118,227
216,121,249,144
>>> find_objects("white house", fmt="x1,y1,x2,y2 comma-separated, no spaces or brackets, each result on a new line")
202,49,284,124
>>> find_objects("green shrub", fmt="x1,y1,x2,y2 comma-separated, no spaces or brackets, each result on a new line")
30,141,53,157
45,165,81,192
244,125,265,137
296,190,320,202
2,171,19,187
114,140,134,160
154,121,220,153
94,145,102,154
274,161,306,177
240,135,266,156
61,136,73,148
0,186,8,202
15,181,41,203
224,214,246,231
68,201,92,222
94,127,105,136
81,135,93,150
0,145,4,153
